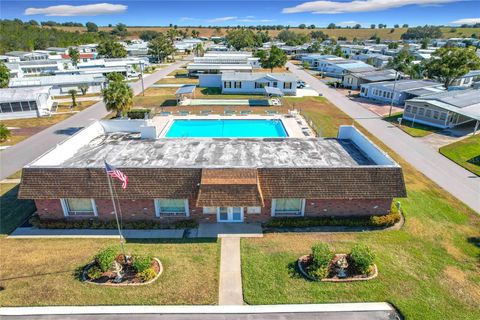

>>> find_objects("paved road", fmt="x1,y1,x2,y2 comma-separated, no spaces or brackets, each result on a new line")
0,60,189,180
288,62,480,214
1,311,399,320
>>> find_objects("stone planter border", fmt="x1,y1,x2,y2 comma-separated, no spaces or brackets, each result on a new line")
297,254,378,282
82,258,163,286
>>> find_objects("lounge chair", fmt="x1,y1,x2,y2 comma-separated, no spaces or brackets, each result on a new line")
224,110,236,116
265,110,279,116
178,110,190,116
159,111,171,116
200,110,212,115
240,110,252,116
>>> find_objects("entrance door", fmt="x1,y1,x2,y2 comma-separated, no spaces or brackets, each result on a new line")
217,207,244,223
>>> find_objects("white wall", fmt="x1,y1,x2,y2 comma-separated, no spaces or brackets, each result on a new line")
100,119,158,139
198,74,222,88
338,125,395,166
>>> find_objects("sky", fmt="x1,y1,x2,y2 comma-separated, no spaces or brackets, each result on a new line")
1,0,480,27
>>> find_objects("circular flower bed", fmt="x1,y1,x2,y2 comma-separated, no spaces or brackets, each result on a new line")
82,254,163,286
297,253,378,282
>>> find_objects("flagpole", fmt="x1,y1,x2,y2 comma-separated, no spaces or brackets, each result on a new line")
106,173,127,261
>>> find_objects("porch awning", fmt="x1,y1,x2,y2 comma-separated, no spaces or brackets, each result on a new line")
196,168,264,207
175,85,196,96
264,86,284,97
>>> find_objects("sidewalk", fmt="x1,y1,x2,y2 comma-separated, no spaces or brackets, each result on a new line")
8,227,184,239
218,237,244,305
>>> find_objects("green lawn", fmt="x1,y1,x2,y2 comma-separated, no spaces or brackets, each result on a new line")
383,113,441,137
241,107,480,319
0,238,219,306
0,183,35,234
440,134,480,176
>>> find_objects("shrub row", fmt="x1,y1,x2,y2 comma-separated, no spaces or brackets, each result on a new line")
264,206,400,229
29,215,198,230
127,108,151,119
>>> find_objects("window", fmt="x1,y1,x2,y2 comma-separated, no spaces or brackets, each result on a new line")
418,108,425,116
234,81,242,89
10,102,22,112
247,207,261,214
61,198,97,217
255,82,266,89
20,101,30,111
272,198,305,216
433,111,439,119
203,207,216,214
224,81,232,88
405,105,411,112
412,106,418,114
155,199,188,217
425,109,432,117
29,101,38,110
439,112,447,121
283,82,292,89
0,103,12,113
272,81,278,88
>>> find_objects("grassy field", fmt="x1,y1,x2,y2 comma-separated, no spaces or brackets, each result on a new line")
440,134,480,176
52,26,480,41
0,101,97,147
0,182,35,235
383,113,441,137
0,238,219,306
241,106,480,319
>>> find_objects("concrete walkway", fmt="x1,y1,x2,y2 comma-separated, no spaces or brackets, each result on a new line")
0,58,191,180
198,223,263,238
8,227,184,239
218,237,244,305
288,62,480,214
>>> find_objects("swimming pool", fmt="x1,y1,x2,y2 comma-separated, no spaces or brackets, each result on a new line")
165,119,288,138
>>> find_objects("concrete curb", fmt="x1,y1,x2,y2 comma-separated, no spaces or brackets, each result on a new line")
7,228,185,239
0,303,394,316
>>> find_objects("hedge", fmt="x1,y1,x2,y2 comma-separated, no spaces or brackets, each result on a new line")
127,108,151,119
263,204,401,229
29,215,197,230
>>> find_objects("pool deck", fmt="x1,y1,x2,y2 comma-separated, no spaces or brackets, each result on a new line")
153,115,309,138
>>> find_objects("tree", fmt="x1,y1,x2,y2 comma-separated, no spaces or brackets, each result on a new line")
309,24,316,29
327,23,336,29
193,43,204,57
0,62,10,88
97,39,127,58
421,38,430,49
79,84,89,95
111,23,128,38
226,29,260,50
68,47,80,67
147,33,175,62
424,47,480,89
370,24,376,29
258,46,287,72
302,61,310,69
402,24,409,28
68,89,78,107
334,45,344,57
354,24,361,29
401,26,442,40
307,41,321,53
28,20,39,26
86,22,98,32
310,30,328,41
387,47,414,74
298,24,306,29
394,24,400,28
139,30,159,41
102,81,134,117
191,29,200,38
107,72,125,82
277,30,310,46
0,124,11,143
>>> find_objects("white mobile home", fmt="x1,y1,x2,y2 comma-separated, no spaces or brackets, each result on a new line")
403,89,480,128
359,80,444,105
0,87,53,120
343,69,403,90
9,74,107,96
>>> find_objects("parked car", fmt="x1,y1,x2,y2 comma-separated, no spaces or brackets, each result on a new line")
297,81,306,88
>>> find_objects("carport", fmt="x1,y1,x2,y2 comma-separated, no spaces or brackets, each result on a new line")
175,85,196,105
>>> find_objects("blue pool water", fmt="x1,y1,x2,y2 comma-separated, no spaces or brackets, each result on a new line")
166,119,288,138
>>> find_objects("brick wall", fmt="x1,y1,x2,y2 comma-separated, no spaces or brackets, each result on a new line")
35,197,392,223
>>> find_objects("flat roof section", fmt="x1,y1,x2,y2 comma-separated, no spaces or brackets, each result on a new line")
58,134,375,169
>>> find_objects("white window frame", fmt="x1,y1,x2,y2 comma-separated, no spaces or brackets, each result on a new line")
203,206,217,214
247,206,261,214
60,198,98,217
154,199,189,217
271,198,305,217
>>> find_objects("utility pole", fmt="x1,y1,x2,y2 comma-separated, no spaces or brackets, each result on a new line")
140,60,145,96
389,70,399,117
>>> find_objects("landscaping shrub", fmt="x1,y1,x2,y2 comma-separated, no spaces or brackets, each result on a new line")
132,255,153,273
311,243,333,269
350,245,375,275
127,108,151,119
86,265,103,279
309,265,329,279
95,247,117,272
138,267,157,282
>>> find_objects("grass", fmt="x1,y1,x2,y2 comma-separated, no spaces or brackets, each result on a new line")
0,238,220,306
241,105,480,319
0,183,35,234
383,113,441,137
0,101,97,147
440,134,480,176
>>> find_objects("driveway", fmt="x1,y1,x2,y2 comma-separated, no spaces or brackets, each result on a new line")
0,59,189,180
287,62,480,214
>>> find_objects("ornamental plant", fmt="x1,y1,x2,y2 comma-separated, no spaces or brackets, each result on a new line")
132,255,153,273
95,247,117,272
311,243,333,269
138,267,157,282
350,245,375,275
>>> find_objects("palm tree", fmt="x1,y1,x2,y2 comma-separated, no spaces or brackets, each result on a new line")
193,43,204,57
78,84,89,95
68,89,78,108
0,124,11,142
102,81,134,117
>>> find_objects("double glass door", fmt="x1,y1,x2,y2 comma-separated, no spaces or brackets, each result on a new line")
217,207,243,222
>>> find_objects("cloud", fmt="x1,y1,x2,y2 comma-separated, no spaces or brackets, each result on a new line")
24,3,127,16
208,16,238,23
336,21,361,27
451,17,480,25
283,0,459,14
180,17,196,21
237,18,274,23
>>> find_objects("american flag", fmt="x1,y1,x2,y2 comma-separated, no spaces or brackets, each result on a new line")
105,161,128,190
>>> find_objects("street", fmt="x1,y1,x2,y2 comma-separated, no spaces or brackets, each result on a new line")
287,62,480,214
